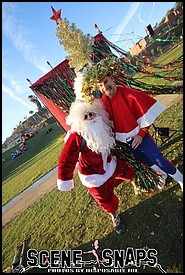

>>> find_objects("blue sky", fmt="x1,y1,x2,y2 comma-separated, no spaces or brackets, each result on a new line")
2,2,176,143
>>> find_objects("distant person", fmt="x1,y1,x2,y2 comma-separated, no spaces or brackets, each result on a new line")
21,134,26,143
16,149,21,155
46,127,53,134
19,143,26,152
11,152,17,160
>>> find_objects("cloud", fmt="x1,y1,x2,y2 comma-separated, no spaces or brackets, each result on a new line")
138,3,146,24
2,83,36,111
138,2,156,25
2,2,46,117
2,61,26,95
2,2,48,74
111,2,142,44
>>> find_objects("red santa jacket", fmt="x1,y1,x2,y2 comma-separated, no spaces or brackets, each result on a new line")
57,132,117,191
101,85,166,143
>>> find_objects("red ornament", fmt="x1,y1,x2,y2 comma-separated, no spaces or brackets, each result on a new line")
94,23,101,33
50,6,62,22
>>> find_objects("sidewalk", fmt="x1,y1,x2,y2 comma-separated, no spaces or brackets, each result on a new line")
154,93,183,107
2,168,58,226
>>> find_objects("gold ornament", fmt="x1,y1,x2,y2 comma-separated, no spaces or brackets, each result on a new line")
56,18,93,73
80,56,123,102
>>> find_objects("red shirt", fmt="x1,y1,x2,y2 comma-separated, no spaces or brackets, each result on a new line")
101,85,166,142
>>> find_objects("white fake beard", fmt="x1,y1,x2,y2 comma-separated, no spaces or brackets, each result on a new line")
79,115,115,156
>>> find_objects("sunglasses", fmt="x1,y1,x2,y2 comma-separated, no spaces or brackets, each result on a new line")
84,112,96,120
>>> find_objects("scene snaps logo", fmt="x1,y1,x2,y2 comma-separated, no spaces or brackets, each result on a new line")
21,239,166,273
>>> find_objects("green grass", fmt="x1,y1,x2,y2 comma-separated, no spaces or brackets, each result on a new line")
2,99,183,272
154,42,183,65
2,123,65,182
2,46,183,272
2,123,65,205
133,43,183,86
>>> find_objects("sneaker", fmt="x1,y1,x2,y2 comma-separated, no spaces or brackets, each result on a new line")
157,178,167,189
157,183,165,189
157,173,168,189
112,214,124,234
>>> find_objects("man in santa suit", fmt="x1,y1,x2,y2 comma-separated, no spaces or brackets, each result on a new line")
96,73,183,191
57,98,136,234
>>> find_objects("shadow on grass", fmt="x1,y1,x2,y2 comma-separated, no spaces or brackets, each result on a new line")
20,185,183,273
158,132,183,152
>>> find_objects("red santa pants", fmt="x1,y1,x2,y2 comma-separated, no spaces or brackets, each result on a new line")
87,158,135,213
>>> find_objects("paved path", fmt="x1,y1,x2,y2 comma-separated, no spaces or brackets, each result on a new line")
2,94,183,226
154,93,183,108
2,168,58,226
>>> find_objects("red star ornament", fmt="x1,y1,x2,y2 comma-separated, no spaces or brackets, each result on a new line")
50,6,62,22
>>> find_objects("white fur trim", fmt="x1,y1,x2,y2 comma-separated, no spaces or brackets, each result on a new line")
73,72,84,100
138,101,166,128
57,179,74,191
116,126,140,143
115,101,166,143
78,156,117,188
64,130,72,143
169,169,183,191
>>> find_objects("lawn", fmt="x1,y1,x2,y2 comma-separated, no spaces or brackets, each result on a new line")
133,43,183,87
2,98,183,273
2,45,183,273
2,123,65,205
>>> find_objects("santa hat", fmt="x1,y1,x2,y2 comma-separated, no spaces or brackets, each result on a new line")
73,72,85,101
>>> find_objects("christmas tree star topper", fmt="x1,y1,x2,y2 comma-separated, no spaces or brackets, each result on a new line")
50,6,62,22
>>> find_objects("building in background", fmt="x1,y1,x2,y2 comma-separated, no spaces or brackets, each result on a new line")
130,6,183,56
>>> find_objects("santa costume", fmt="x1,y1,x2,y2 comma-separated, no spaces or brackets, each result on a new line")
57,99,135,213
101,85,183,191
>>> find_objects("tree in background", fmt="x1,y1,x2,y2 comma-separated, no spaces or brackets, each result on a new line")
28,95,42,111
157,46,163,55
29,110,39,124
151,48,155,61
174,2,183,9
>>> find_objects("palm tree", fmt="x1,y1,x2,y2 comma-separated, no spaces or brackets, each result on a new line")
151,48,155,61
29,110,39,124
157,46,163,55
28,95,42,111
175,2,183,9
